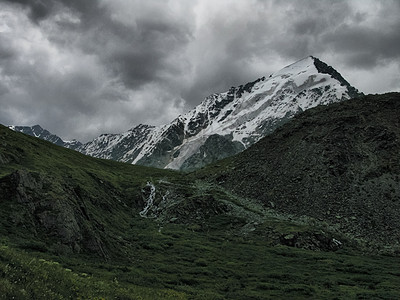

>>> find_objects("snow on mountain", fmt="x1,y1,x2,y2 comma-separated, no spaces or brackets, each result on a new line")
7,56,362,170
77,124,155,162
8,125,82,150
77,56,362,170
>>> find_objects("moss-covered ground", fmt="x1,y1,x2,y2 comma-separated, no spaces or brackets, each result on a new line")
1,224,400,299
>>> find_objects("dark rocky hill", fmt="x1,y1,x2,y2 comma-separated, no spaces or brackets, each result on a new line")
198,93,400,249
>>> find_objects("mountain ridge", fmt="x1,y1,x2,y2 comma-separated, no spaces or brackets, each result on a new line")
8,125,82,150
8,56,362,170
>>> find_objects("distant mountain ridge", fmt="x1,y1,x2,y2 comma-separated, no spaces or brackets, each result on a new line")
8,125,82,150
8,56,362,170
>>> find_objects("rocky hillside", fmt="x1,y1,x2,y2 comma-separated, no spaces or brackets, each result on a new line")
78,56,362,170
197,93,400,249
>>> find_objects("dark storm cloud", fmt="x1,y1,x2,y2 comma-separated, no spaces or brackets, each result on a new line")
0,0,399,141
0,42,15,61
1,0,105,23
0,0,196,140
180,0,358,106
264,1,353,59
25,0,193,90
189,0,400,97
1,0,186,88
268,0,400,70
1,0,53,22
323,21,400,69
95,20,192,88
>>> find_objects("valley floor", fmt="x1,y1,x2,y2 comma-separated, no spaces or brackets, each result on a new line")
1,218,400,299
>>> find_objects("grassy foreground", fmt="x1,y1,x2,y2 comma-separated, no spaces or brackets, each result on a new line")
1,118,400,299
1,219,400,299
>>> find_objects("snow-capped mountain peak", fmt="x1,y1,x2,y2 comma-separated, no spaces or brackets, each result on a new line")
8,57,362,171
77,56,362,170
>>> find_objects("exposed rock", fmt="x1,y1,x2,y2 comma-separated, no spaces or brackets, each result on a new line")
280,232,343,251
181,134,245,171
0,170,108,257
0,153,10,164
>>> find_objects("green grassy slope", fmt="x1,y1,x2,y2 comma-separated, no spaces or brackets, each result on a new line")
0,123,192,258
0,244,186,299
1,92,400,299
1,222,400,299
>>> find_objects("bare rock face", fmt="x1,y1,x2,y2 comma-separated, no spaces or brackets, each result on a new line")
180,134,245,171
0,170,107,257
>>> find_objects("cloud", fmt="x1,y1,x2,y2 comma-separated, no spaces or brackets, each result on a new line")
1,0,53,23
322,22,400,69
0,0,399,142
0,0,194,140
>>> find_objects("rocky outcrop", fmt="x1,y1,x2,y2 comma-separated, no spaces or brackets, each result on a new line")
280,232,343,251
0,170,108,257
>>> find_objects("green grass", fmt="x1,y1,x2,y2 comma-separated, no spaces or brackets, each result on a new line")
2,223,400,299
1,124,400,299
0,244,186,299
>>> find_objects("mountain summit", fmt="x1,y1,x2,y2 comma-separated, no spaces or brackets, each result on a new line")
9,57,362,170
78,56,362,170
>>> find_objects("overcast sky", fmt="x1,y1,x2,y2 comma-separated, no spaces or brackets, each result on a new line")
0,0,399,141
